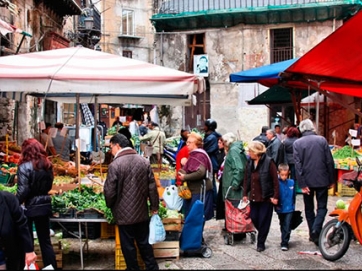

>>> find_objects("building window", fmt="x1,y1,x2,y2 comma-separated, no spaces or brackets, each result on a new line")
121,10,134,36
270,28,293,63
122,50,132,58
187,33,205,72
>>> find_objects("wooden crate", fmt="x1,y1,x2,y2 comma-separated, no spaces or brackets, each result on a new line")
34,240,62,269
337,182,357,197
162,217,182,232
152,241,180,260
101,222,116,239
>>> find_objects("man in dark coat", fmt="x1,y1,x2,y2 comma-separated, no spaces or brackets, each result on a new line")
253,125,269,147
203,119,221,208
293,118,335,246
104,134,159,270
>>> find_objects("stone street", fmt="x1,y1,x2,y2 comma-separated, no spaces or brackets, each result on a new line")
61,194,362,270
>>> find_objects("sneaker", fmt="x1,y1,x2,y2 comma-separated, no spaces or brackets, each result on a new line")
281,246,288,251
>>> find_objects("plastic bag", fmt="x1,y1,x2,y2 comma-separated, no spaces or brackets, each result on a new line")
148,214,166,245
178,182,192,199
162,185,183,211
24,263,39,270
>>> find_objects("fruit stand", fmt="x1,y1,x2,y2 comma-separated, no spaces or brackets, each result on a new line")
332,145,361,197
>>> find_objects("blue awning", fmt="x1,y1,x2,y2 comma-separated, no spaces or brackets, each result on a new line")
229,58,299,84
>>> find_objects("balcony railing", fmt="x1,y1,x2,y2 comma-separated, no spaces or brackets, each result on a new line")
152,0,362,31
42,0,82,16
155,0,361,14
78,6,101,31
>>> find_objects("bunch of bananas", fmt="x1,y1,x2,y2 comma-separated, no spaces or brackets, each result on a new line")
178,182,192,199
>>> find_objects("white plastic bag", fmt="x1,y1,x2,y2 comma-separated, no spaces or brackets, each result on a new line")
148,214,166,245
24,263,39,270
162,185,183,211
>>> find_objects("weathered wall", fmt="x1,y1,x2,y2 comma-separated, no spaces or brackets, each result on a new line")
154,19,348,142
100,0,154,62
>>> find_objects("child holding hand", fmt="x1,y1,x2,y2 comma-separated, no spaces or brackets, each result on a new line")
275,163,295,251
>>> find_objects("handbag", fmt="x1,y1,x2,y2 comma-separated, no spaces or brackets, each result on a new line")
144,131,160,158
290,210,303,230
178,182,192,199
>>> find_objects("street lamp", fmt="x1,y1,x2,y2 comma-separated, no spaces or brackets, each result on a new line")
84,17,94,29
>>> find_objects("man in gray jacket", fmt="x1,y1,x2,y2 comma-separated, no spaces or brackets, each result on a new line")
104,133,159,270
293,119,335,246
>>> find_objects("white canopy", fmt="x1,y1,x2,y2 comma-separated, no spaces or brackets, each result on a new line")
0,46,203,106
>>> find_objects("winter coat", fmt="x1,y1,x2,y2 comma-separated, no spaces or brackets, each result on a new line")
283,136,298,165
293,131,335,189
203,130,222,173
244,154,279,201
275,179,295,214
103,148,159,225
253,133,269,147
266,136,282,164
0,191,34,270
222,141,247,200
16,161,53,217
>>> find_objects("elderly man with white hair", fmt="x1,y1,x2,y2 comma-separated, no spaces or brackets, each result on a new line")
293,118,335,246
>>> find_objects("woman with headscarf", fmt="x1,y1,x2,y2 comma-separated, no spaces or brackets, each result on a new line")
242,140,279,252
178,131,214,222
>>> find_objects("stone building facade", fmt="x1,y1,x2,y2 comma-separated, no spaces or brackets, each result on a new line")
151,16,357,145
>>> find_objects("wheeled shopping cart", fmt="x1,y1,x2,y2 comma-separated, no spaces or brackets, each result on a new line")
179,179,213,258
224,186,256,246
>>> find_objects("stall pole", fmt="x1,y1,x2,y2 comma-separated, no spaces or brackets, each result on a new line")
76,94,81,191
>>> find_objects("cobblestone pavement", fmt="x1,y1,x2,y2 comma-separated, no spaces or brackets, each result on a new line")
61,194,362,270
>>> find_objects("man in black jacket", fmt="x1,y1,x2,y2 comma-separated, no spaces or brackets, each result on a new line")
293,119,335,246
253,126,269,147
104,134,159,270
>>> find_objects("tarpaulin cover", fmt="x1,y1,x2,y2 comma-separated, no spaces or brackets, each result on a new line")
229,58,299,87
248,85,315,105
282,10,362,98
0,46,203,106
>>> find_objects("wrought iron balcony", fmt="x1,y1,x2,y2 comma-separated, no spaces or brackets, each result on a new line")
64,5,102,49
40,0,82,16
151,0,362,31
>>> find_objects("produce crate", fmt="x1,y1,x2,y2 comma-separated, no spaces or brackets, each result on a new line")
165,231,180,241
34,240,62,269
115,226,145,270
58,207,77,218
0,171,10,184
337,182,357,197
152,241,180,260
76,208,104,219
62,221,101,239
162,217,182,232
101,222,116,239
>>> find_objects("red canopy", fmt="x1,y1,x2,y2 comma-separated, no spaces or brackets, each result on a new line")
281,10,362,98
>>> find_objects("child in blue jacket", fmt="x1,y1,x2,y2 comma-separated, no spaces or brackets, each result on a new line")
275,163,295,251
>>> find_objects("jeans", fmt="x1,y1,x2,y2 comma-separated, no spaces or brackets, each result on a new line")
28,216,57,269
277,212,293,247
303,187,328,238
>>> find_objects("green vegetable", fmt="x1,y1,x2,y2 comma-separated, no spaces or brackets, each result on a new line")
333,146,358,159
